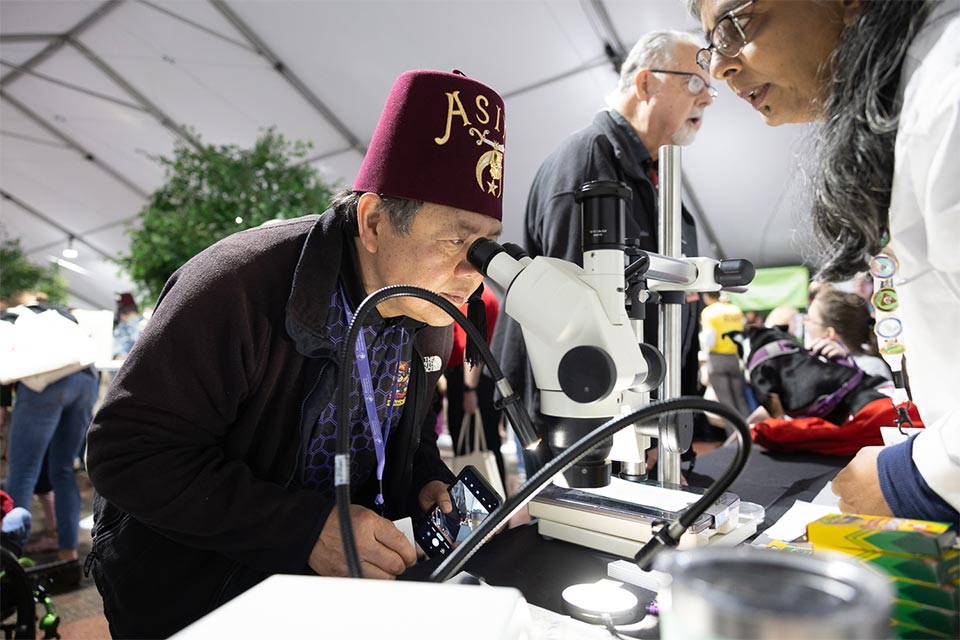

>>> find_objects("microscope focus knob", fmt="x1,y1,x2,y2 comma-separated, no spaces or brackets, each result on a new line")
558,346,616,403
714,259,756,287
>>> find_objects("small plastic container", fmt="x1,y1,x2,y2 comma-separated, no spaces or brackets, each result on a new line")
739,501,765,524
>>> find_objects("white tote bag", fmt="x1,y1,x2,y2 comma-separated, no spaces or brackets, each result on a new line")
0,307,97,392
451,412,505,499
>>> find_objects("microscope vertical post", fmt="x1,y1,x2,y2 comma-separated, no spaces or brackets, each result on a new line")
657,145,683,485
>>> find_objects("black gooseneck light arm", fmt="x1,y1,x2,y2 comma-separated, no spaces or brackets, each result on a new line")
429,396,751,582
335,284,539,578
336,243,752,578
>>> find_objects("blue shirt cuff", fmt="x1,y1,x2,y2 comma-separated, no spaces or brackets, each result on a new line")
878,435,960,524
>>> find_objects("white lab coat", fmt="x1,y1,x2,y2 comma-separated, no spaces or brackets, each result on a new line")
888,0,960,512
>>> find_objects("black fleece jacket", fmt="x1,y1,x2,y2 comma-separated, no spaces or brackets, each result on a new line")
86,211,454,638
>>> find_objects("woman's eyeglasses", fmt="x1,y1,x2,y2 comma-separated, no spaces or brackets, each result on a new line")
696,0,759,71
647,69,718,98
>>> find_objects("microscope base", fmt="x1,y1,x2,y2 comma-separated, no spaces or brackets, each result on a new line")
528,478,758,558
536,511,759,560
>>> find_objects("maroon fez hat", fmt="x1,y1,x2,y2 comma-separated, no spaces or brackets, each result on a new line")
116,292,137,309
354,70,505,221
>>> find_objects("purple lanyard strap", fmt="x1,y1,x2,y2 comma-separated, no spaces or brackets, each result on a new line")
341,287,401,508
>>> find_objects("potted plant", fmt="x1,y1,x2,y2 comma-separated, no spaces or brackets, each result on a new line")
119,129,336,304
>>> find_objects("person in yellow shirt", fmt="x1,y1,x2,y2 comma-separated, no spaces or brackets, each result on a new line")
699,291,750,418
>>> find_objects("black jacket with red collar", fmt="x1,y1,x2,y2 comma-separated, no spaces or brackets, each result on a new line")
86,210,454,638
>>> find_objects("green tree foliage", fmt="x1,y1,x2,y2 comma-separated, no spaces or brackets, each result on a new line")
120,129,335,302
0,233,69,305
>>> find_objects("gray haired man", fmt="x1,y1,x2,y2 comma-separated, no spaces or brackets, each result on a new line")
492,30,716,443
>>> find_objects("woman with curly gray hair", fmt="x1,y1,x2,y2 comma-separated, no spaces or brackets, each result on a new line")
688,0,958,523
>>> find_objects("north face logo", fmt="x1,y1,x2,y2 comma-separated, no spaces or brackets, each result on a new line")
422,355,443,373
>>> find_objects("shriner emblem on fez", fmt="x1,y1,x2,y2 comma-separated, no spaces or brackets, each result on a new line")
434,89,505,200
470,127,504,197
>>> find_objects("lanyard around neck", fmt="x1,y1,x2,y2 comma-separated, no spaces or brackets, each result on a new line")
340,286,402,508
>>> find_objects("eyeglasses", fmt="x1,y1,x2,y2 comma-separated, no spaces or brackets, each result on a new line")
696,0,759,71
647,69,718,98
802,316,825,327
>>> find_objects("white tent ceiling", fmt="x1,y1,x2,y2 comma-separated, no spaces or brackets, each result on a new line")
1,0,815,311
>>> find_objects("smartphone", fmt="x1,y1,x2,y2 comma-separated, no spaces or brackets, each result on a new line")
415,465,502,558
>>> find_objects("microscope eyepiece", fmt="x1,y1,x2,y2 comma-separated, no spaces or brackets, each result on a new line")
575,180,631,252
714,259,756,287
467,237,502,275
573,180,632,203
501,242,528,261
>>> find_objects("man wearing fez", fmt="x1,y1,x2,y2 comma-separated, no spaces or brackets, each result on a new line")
112,292,144,360
86,70,506,638
493,31,716,444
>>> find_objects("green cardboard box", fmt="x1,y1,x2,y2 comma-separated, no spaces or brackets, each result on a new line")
891,576,958,612
892,618,954,639
807,514,956,559
891,599,959,638
812,547,959,585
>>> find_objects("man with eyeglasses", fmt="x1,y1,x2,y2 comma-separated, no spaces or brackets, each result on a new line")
492,30,717,451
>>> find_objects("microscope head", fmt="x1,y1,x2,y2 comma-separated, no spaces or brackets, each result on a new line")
469,180,754,489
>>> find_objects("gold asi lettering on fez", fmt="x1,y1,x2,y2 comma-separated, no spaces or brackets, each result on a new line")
476,95,502,132
434,91,472,145
469,127,504,197
475,95,490,125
